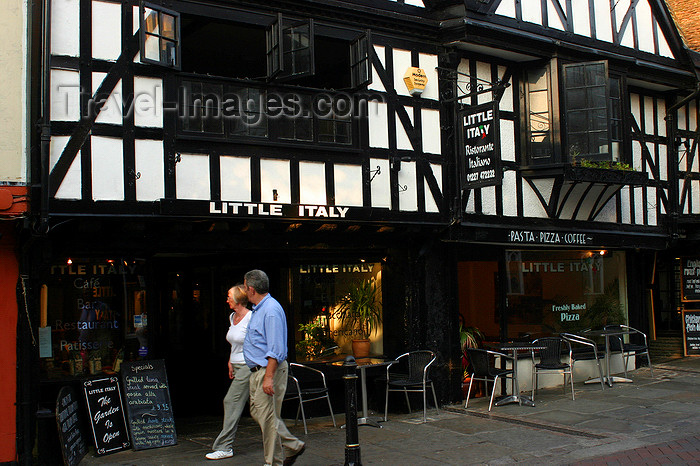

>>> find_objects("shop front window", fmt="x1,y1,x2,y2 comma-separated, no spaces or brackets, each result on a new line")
505,250,628,338
39,258,147,380
291,262,383,361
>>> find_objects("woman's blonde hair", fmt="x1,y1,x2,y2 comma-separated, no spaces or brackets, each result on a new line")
230,284,249,306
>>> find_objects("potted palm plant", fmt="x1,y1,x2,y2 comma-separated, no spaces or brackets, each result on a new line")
336,279,382,358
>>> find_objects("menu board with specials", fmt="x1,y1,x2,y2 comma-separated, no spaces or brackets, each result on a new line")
681,257,700,302
121,359,177,450
683,310,700,356
56,386,87,466
83,376,130,455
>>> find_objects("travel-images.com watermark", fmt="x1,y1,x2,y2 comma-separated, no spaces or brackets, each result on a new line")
54,84,386,125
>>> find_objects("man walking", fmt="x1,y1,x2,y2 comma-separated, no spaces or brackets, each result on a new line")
243,269,306,466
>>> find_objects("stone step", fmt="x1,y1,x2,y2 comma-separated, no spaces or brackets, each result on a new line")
650,336,684,359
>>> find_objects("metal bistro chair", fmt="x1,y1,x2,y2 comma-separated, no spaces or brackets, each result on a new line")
605,324,653,377
531,337,574,401
384,350,439,423
284,363,336,434
463,348,514,412
561,333,605,391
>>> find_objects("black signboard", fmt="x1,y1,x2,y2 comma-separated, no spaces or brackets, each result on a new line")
460,101,502,189
681,257,700,302
121,359,177,450
56,386,87,466
683,310,700,356
83,376,130,455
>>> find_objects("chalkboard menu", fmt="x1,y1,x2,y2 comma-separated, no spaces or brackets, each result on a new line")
683,310,700,356
83,376,130,455
56,386,87,466
681,257,700,302
121,359,177,450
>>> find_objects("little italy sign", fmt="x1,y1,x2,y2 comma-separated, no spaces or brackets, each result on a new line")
209,201,351,219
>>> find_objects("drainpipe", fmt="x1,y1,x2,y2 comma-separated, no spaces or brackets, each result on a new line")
39,0,51,233
665,83,700,120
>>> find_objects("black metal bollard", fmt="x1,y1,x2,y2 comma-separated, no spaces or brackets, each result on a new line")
343,355,361,466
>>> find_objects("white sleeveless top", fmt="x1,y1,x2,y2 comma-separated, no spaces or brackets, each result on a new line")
226,311,252,364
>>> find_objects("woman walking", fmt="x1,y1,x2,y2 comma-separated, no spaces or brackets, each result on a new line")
206,284,252,460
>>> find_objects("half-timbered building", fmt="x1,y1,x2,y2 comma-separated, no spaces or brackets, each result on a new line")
18,0,700,461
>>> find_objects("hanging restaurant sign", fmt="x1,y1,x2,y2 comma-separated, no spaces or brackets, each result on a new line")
460,102,501,189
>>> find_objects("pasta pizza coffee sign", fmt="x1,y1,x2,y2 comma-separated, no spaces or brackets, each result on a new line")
461,102,502,189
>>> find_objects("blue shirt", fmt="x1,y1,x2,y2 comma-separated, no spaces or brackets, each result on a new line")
243,294,288,368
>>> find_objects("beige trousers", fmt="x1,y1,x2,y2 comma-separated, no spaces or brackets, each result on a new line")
249,360,304,465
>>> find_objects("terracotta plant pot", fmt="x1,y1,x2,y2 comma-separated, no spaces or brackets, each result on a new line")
352,339,371,358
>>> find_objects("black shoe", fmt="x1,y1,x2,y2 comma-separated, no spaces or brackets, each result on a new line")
283,445,306,466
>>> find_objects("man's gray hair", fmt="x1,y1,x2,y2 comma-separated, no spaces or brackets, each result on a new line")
245,269,270,294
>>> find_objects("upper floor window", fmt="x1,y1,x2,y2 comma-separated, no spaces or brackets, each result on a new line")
178,78,355,146
563,61,621,162
179,13,371,91
523,60,624,166
140,3,180,68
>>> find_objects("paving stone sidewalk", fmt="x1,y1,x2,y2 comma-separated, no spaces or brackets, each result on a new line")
79,357,700,465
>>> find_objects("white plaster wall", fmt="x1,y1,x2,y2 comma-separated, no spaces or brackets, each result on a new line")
134,139,164,201
632,141,643,172
176,153,210,200
50,136,81,199
502,171,518,217
481,186,497,215
393,49,412,98
572,0,591,37
334,164,363,207
92,73,123,125
91,136,124,200
621,187,631,222
477,61,491,105
644,96,654,135
418,53,438,101
657,23,674,58
689,101,698,132
51,0,79,56
299,161,327,205
369,46,386,93
658,145,667,181
424,163,442,213
615,0,635,48
501,119,515,162
398,161,417,211
421,109,441,155
495,0,516,18
636,0,655,54
522,181,549,217
368,101,389,149
134,77,163,128
220,156,251,202
0,0,28,183
693,181,700,214
593,0,613,42
92,1,121,61
678,105,687,131
370,158,391,209
396,108,413,150
634,186,644,224
521,0,542,25
260,159,290,203
547,0,565,30
647,187,657,225
499,66,513,112
51,69,80,121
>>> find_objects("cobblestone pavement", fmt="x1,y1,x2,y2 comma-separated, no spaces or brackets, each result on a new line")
77,357,700,465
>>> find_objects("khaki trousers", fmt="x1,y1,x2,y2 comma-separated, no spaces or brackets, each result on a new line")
249,360,304,465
